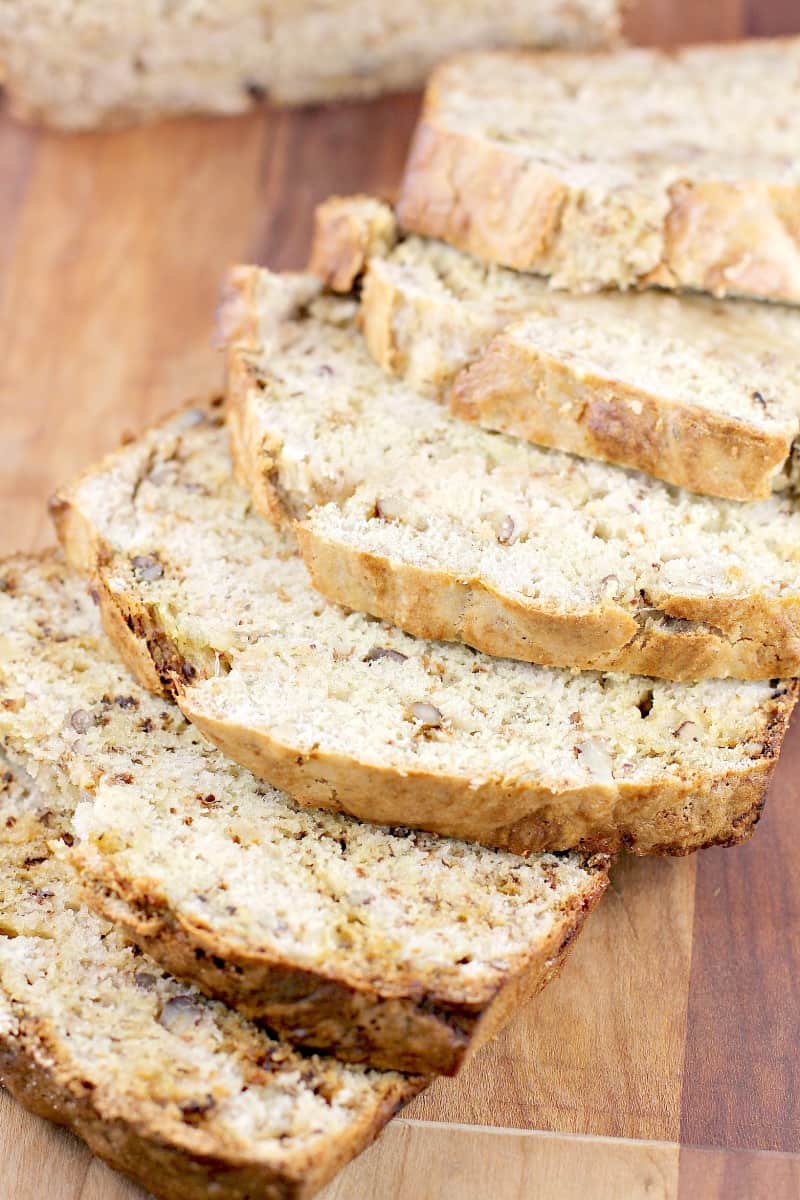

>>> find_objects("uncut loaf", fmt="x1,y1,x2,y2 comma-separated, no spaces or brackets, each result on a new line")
0,0,622,130
312,195,800,502
0,750,420,1200
52,405,796,856
397,40,800,303
0,552,608,1075
223,268,800,682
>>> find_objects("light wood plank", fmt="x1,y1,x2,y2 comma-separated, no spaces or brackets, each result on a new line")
322,1122,680,1200
0,115,267,555
678,1145,800,1200
0,1088,144,1200
409,854,695,1140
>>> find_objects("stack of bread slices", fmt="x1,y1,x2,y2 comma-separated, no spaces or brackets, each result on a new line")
3,34,800,1200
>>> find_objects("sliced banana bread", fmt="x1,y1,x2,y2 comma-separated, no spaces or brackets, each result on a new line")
223,267,800,682
0,1,621,129
0,754,421,1200
51,407,796,857
312,196,800,502
0,553,609,1073
397,41,800,303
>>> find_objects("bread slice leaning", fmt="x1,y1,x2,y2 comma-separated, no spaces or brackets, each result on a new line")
0,0,622,130
397,41,800,303
311,195,800,502
0,747,420,1200
223,267,800,683
0,553,609,1075
52,406,798,856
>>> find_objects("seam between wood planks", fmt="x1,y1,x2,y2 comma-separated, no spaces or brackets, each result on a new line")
394,1119,800,1160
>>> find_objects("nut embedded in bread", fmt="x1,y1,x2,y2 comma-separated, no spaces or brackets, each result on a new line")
49,408,797,858
397,41,800,303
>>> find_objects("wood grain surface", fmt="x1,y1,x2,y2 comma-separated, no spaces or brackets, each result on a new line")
1,2,799,1198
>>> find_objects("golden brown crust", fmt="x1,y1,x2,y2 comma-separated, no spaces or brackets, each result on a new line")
177,621,795,859
0,1023,418,1200
398,116,569,271
296,518,800,683
647,179,800,303
309,196,398,293
360,255,406,373
397,49,800,303
221,268,325,526
310,194,800,501
450,331,792,501
227,357,298,527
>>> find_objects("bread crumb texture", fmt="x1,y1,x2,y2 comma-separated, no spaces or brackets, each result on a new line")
0,1,621,128
0,751,421,1200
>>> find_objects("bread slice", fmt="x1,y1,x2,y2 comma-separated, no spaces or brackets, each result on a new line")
311,195,800,502
0,553,609,1075
0,753,421,1200
223,266,800,683
52,406,799,856
0,1,621,130
397,41,800,304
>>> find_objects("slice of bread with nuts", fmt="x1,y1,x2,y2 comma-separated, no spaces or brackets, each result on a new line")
0,552,609,1076
397,40,800,304
0,744,421,1200
311,195,800,502
51,407,796,858
0,0,622,130
223,266,800,683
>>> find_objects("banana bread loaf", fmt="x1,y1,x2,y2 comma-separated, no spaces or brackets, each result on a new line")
0,1,622,129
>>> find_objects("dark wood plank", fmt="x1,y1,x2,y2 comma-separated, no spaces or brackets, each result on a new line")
747,1,800,35
251,93,419,269
680,711,800,1153
625,0,746,44
679,1145,800,1199
0,120,36,284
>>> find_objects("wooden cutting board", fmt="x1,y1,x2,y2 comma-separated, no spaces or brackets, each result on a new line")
2,3,799,1197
